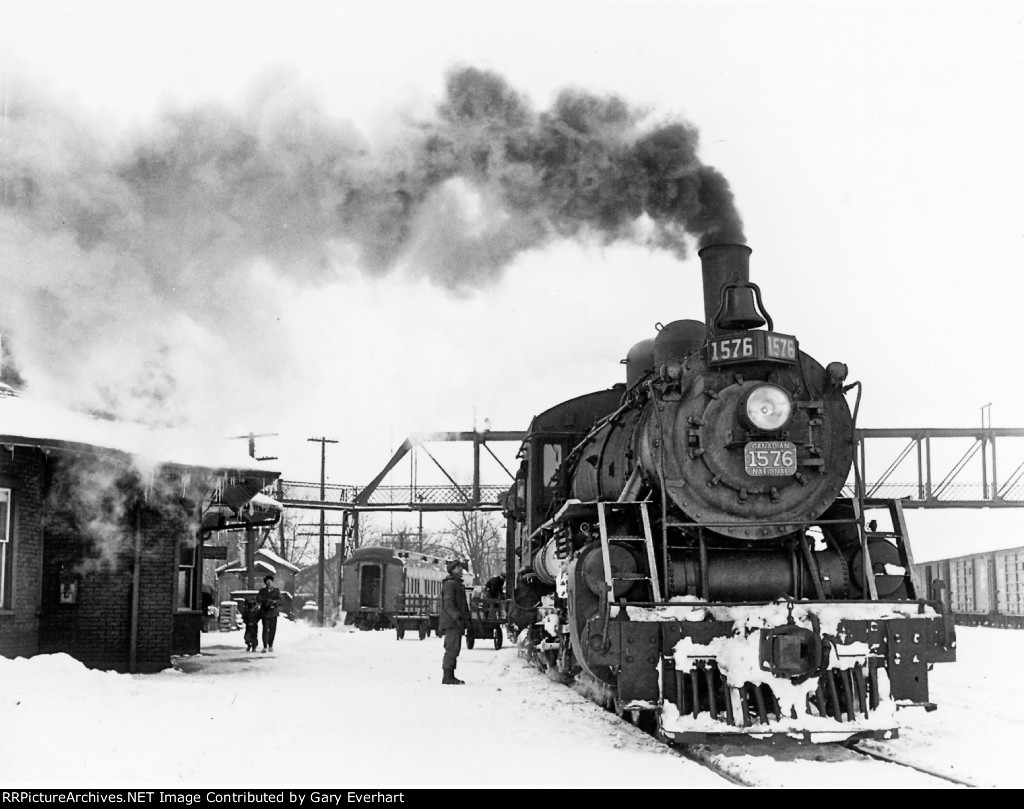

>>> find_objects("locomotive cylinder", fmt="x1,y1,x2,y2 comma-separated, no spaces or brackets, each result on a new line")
665,547,851,601
533,538,562,585
572,542,851,603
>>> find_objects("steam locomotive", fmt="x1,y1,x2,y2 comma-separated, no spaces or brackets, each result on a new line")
502,243,957,743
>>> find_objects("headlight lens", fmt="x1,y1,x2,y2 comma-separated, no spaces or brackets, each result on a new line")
745,384,793,431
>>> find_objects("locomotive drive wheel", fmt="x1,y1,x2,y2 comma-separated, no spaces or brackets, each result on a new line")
466,630,475,649
493,628,503,650
396,626,405,640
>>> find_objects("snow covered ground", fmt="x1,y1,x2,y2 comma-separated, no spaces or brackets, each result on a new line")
0,620,1020,789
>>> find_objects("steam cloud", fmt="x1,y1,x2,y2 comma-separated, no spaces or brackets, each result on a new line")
44,455,203,575
0,65,743,427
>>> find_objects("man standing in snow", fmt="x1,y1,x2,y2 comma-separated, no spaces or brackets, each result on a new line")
438,559,471,685
257,574,281,653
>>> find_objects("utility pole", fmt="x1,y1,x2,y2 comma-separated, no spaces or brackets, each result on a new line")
308,436,338,626
229,431,279,461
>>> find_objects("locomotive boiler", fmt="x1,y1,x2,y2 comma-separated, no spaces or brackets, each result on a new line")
502,243,956,743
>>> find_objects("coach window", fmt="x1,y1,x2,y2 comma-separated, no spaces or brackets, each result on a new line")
0,488,11,609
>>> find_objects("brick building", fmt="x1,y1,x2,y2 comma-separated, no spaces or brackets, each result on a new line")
0,392,280,672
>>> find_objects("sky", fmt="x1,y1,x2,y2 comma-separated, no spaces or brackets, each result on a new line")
0,617,1019,789
2,0,1023,558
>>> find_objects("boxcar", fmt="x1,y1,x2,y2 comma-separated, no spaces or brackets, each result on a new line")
915,546,1024,629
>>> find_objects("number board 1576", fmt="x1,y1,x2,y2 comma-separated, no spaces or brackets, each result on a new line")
707,331,797,367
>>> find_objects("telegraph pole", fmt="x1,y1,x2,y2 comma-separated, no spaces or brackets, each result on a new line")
228,431,279,462
308,436,338,625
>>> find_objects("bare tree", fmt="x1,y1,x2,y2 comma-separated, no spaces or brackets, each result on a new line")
260,510,319,567
355,515,451,558
442,511,504,579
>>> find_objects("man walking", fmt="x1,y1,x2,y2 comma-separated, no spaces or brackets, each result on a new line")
438,559,471,685
257,574,281,653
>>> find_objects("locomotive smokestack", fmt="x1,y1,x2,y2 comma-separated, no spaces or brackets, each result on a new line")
699,243,752,331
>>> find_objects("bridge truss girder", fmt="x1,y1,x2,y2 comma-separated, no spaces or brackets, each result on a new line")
276,430,525,513
850,427,1024,508
277,427,1024,513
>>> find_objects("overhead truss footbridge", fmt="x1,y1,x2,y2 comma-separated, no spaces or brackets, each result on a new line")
275,426,1024,513
277,430,525,512
846,427,1024,508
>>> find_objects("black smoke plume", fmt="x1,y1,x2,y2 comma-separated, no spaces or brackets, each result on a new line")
0,65,743,424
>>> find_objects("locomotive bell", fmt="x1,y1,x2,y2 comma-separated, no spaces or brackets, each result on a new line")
717,284,766,331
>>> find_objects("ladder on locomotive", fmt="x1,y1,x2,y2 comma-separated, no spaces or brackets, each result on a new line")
596,501,663,605
850,496,920,600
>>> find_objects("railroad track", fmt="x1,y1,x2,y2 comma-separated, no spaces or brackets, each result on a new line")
521,640,980,788
846,743,980,788
606,707,978,788
665,738,979,788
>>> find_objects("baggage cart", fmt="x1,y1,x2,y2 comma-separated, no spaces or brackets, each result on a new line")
393,594,439,640
466,596,508,650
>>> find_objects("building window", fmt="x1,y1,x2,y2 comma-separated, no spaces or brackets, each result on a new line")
0,488,11,608
177,543,196,611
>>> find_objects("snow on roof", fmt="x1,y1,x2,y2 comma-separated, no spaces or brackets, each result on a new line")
0,392,278,475
216,558,278,575
249,492,284,512
258,547,300,572
216,549,300,576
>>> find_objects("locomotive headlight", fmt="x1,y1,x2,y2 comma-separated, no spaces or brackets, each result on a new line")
744,384,793,431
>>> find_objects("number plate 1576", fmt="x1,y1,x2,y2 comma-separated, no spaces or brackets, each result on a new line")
744,441,797,476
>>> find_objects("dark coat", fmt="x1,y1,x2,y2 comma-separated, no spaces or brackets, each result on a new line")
438,575,470,632
484,576,505,600
240,602,262,625
257,585,281,619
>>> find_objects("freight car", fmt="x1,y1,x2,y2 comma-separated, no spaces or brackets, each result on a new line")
502,243,957,744
915,546,1024,629
340,546,476,637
